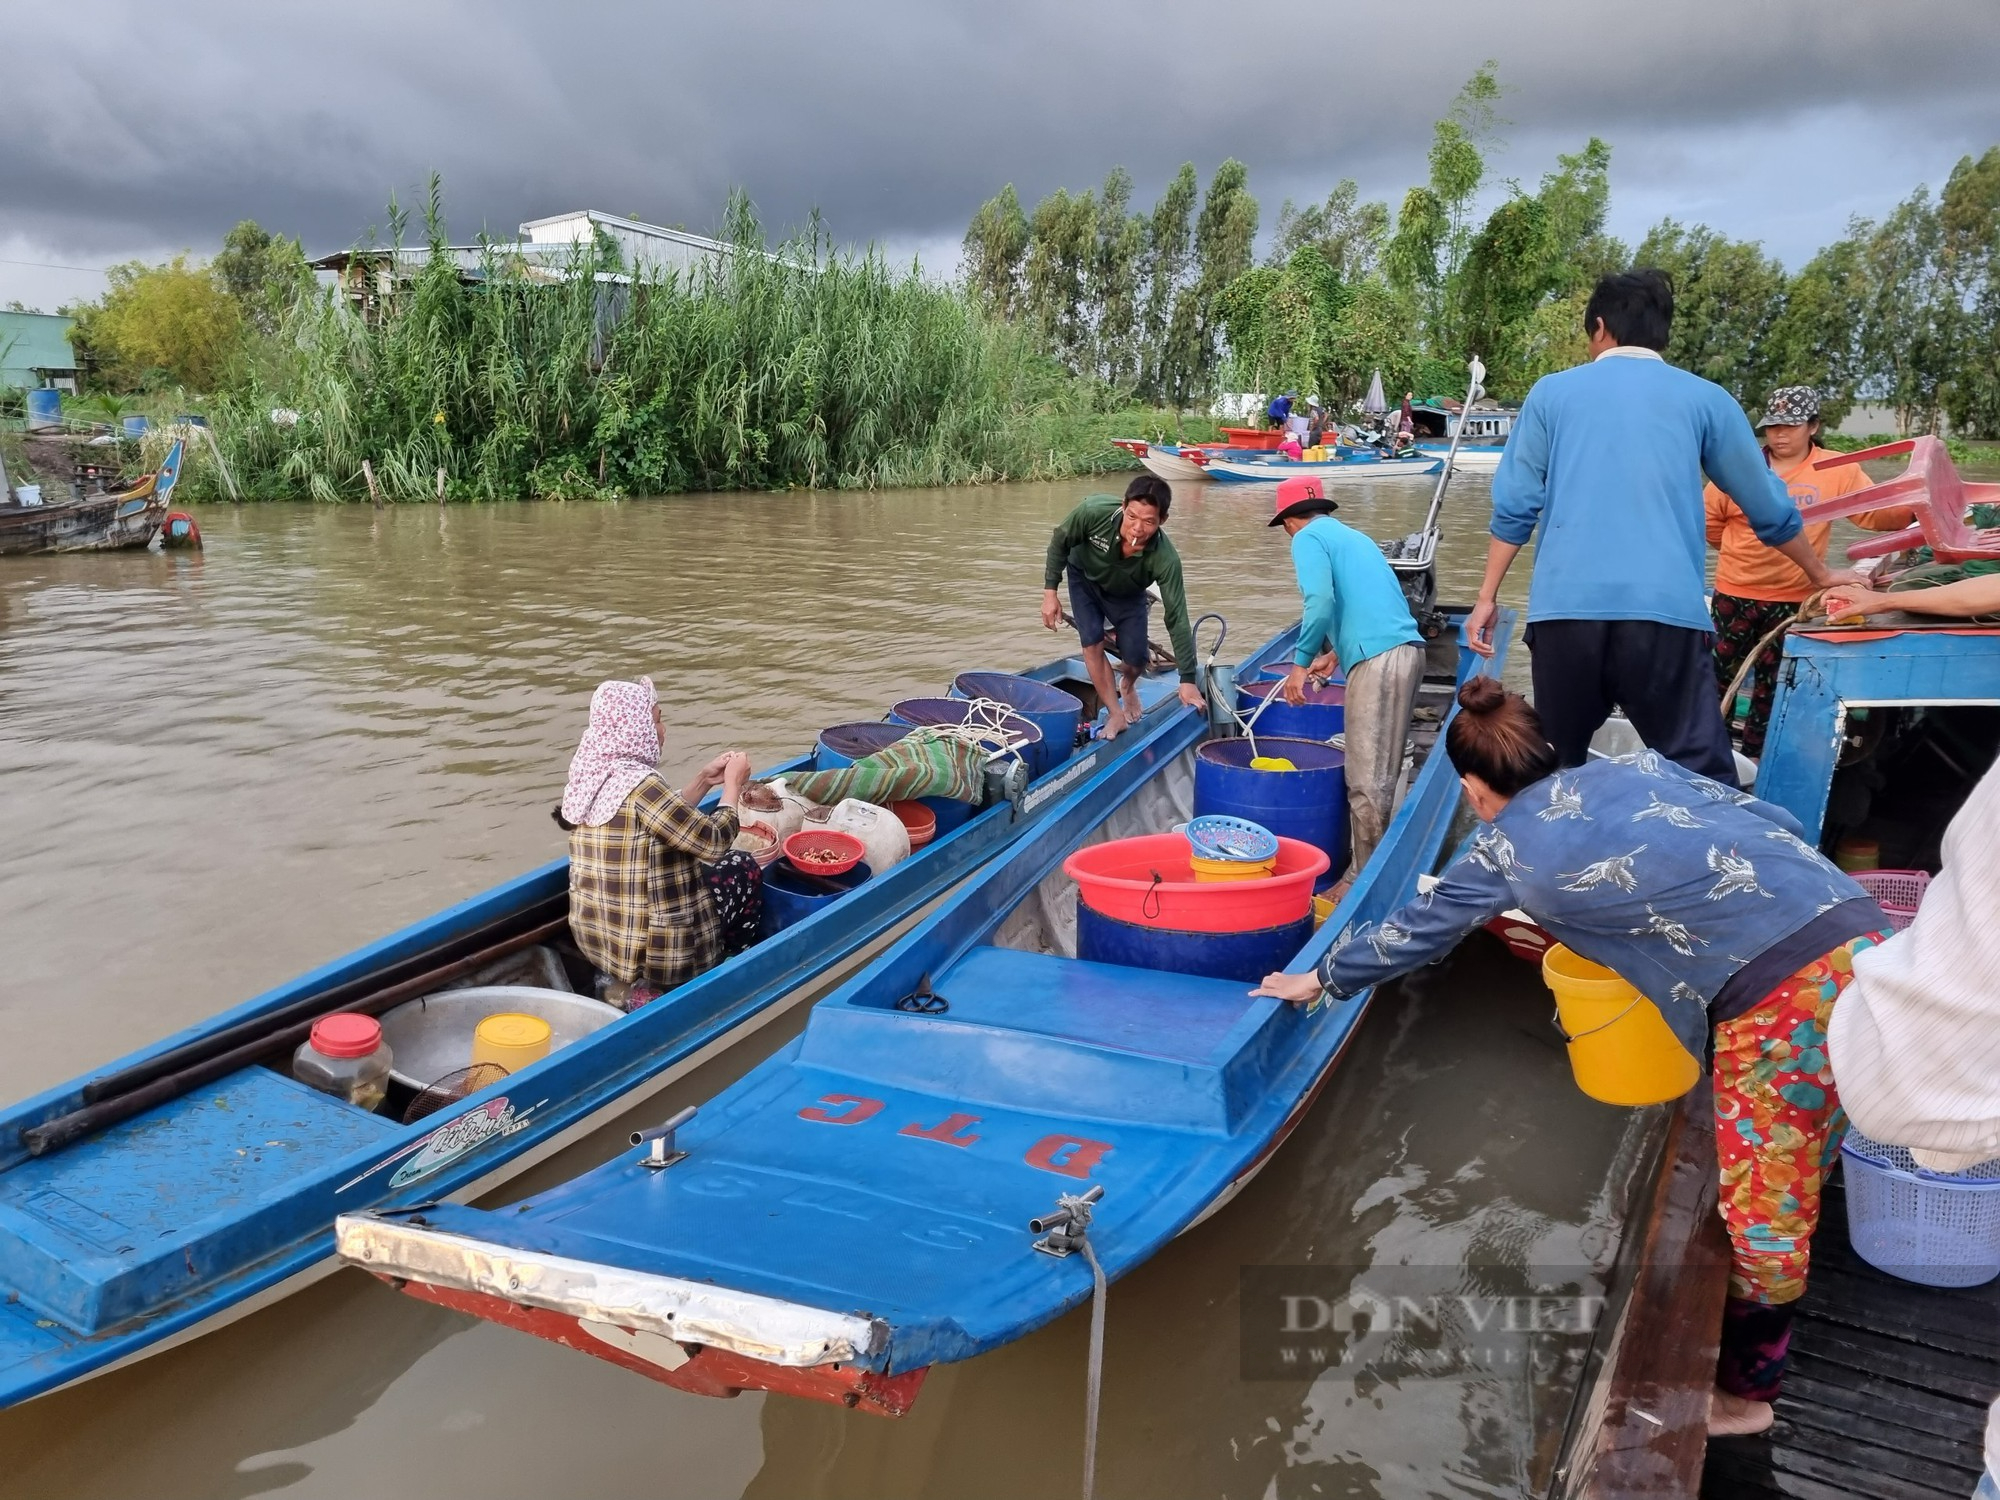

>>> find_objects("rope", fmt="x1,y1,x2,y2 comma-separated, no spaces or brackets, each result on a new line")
915,698,1031,765
1718,588,1826,715
1079,1236,1108,1500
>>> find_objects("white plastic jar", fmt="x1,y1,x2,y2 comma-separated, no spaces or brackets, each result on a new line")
294,1013,393,1112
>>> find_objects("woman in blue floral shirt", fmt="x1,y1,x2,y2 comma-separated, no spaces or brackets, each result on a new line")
1255,676,1890,1438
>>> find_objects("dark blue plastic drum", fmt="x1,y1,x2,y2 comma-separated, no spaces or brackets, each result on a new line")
948,672,1084,779
1075,903,1314,984
1194,736,1348,885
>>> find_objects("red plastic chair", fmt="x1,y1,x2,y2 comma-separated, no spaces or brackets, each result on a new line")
1801,437,2000,563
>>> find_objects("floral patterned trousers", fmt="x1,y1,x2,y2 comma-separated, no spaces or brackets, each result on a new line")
1710,592,1801,759
1710,931,1888,1399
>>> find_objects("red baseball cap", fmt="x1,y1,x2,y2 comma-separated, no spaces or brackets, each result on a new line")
1268,475,1337,527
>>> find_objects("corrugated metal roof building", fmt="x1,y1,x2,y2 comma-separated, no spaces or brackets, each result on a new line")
0,311,79,392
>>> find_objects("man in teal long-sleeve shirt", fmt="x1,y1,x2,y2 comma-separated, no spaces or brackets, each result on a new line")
1269,476,1425,876
1463,269,1855,784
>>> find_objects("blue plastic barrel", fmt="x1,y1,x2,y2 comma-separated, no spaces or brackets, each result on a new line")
122,415,150,438
1236,678,1345,741
1195,737,1348,884
1076,904,1314,984
25,389,61,431
949,672,1083,779
758,861,871,938
815,721,911,770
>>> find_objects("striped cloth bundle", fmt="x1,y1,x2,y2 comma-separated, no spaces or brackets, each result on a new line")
783,729,987,809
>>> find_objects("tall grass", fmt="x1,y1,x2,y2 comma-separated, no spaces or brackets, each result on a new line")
195,190,1148,502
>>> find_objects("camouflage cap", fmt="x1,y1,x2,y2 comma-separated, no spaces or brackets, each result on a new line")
1756,386,1821,429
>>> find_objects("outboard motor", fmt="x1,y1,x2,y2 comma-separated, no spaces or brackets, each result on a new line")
1193,614,1240,735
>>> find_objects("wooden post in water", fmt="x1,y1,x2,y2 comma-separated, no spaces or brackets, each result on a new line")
363,459,383,508
436,466,447,504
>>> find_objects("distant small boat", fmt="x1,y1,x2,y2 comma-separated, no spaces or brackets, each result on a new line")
1202,450,1442,485
0,440,185,555
1416,442,1505,474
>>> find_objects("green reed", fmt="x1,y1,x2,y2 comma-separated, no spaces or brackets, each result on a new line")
193,191,1140,502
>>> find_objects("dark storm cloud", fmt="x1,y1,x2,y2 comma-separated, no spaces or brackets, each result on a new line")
7,0,1999,261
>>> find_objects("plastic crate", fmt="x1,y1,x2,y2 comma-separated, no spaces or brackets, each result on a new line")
1851,868,1931,931
1841,1129,2000,1287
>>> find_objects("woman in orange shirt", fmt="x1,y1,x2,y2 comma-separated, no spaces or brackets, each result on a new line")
1706,386,1913,757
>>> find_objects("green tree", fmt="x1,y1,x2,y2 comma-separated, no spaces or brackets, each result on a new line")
78,255,245,392
1022,187,1098,370
1635,219,1788,404
1167,159,1258,403
1764,234,1869,426
1856,190,1949,434
212,219,311,337
962,184,1030,318
1139,163,1199,401
1386,61,1505,350
1090,167,1147,387
1269,180,1391,282
1937,148,2000,435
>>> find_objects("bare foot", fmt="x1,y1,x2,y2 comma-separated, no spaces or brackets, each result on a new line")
1707,1388,1774,1437
1099,708,1131,742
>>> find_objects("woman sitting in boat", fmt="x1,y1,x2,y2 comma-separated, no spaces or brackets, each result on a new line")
1254,677,1891,1438
557,677,762,1010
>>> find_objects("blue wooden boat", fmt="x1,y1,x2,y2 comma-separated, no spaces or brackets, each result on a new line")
0,646,1221,1409
336,606,1511,1417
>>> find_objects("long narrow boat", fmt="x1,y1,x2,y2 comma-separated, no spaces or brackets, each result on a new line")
1203,451,1443,484
0,645,1221,1409
1415,441,1505,473
338,605,1511,1416
0,439,184,554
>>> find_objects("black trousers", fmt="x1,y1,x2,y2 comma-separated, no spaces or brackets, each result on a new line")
1526,618,1739,787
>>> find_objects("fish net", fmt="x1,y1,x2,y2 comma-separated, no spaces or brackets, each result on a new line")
402,1063,510,1125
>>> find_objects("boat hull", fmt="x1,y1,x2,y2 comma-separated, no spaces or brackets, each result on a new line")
1203,455,1442,484
0,441,183,555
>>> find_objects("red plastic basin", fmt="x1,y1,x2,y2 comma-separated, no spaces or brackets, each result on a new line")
1063,833,1330,934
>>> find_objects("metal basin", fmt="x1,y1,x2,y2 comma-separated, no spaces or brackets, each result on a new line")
377,985,623,1091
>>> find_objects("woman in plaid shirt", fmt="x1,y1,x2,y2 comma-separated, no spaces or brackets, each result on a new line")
558,678,758,1006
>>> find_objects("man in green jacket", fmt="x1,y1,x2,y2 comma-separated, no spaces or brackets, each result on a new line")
1042,475,1206,739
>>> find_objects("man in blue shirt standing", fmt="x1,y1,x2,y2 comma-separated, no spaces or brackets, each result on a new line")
1270,476,1426,875
1462,270,1854,785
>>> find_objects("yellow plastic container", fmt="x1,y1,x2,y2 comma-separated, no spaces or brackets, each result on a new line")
1312,893,1338,929
1249,756,1297,772
1834,837,1880,873
1541,945,1700,1106
1190,852,1278,883
471,1012,552,1074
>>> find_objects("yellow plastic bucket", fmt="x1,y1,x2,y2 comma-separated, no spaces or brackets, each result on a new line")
471,1012,552,1074
1542,945,1700,1106
1311,893,1338,929
1190,851,1278,883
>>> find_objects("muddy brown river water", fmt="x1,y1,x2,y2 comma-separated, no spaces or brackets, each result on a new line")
0,474,1651,1499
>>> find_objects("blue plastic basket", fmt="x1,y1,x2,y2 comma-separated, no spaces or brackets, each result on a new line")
1184,814,1279,864
1841,1130,2000,1288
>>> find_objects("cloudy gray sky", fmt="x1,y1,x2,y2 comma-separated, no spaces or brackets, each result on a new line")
5,0,1998,310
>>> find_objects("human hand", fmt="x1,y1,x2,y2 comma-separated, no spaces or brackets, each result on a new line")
1251,970,1325,1006
719,751,752,800
1821,566,1866,591
1463,599,1499,658
1822,585,1888,622
1177,682,1206,711
1307,650,1339,683
1041,590,1064,631
1283,663,1310,706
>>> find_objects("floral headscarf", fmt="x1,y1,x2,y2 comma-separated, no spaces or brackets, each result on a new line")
561,677,660,827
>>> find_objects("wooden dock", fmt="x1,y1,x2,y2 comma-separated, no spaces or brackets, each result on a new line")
1703,1173,1998,1499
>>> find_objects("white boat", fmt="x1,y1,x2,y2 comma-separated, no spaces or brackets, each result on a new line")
1418,443,1505,473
